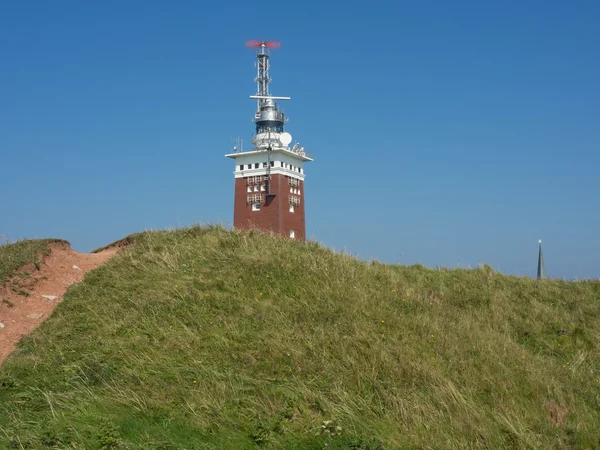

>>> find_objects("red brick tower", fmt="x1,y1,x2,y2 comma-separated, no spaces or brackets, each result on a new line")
226,40,312,240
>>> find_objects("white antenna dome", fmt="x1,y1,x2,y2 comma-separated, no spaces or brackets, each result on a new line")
280,132,292,146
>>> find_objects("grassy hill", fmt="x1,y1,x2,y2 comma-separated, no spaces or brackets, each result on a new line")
1,226,599,449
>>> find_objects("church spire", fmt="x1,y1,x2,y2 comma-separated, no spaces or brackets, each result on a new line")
537,240,546,280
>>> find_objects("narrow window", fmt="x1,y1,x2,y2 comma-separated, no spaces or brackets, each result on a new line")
247,164,252,170
289,230,295,239
255,163,259,169
289,204,295,213
260,184,266,191
290,187,293,193
247,186,252,192
252,203,261,211
263,162,267,168
239,164,243,171
254,186,259,192
270,161,274,167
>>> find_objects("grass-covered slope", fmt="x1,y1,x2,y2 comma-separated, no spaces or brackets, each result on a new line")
1,226,599,449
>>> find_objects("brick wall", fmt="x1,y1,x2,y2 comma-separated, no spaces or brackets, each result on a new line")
233,174,306,241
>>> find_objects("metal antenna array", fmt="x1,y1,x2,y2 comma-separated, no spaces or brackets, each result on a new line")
245,40,290,137
255,42,270,101
245,40,291,196
246,41,275,108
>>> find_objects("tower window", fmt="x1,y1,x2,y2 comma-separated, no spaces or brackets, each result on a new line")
289,204,294,213
289,230,295,239
247,186,252,192
252,203,261,211
254,186,259,192
260,184,266,191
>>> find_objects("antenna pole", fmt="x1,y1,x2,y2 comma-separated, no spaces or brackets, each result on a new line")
247,40,287,149
266,134,272,195
255,43,270,111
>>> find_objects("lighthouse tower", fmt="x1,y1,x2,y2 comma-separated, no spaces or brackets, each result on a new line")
226,40,312,240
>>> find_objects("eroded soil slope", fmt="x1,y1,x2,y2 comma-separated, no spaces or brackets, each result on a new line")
0,242,118,364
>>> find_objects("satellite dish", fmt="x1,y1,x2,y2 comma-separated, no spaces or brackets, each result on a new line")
280,132,292,146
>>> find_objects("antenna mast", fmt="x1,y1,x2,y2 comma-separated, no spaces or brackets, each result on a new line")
245,40,290,196
245,40,289,137
255,43,270,109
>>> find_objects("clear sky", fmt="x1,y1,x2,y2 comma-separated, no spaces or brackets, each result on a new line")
1,1,599,279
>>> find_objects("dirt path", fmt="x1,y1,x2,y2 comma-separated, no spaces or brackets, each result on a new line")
0,242,119,365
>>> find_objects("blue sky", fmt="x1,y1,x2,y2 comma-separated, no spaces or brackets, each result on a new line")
1,1,599,279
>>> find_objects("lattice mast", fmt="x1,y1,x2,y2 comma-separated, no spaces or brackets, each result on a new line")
255,43,271,108
246,40,289,139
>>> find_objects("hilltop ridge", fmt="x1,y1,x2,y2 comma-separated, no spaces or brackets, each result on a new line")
1,226,599,449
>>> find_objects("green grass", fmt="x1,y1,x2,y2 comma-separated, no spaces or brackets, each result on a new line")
0,239,66,285
1,225,599,449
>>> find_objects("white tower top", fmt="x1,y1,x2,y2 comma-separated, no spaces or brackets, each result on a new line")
226,40,312,180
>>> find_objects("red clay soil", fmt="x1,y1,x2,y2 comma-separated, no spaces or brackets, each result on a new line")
0,242,119,365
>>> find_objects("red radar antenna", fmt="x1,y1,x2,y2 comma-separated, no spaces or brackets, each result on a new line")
245,40,281,50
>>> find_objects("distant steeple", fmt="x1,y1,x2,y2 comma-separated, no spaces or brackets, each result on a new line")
537,240,546,280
